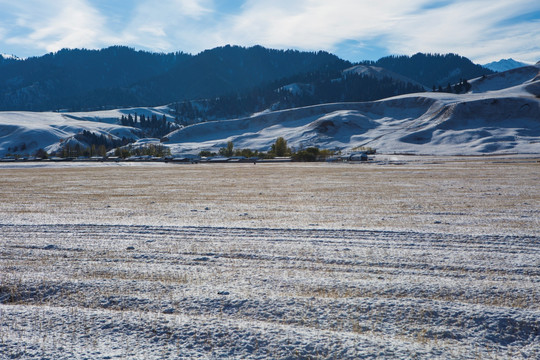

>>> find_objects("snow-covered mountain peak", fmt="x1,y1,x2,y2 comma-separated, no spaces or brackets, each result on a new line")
482,58,530,72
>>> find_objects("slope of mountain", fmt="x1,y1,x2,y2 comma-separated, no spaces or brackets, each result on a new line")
483,59,530,72
0,112,140,156
0,46,349,111
373,53,493,88
0,46,188,111
0,47,497,112
164,64,540,155
343,65,429,90
173,65,426,124
469,65,540,93
134,45,349,104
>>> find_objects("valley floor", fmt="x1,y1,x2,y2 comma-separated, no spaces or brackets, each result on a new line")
0,159,539,359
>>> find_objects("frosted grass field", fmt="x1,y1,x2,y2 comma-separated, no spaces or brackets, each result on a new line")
1,159,539,359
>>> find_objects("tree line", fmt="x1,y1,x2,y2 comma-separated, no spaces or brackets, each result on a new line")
432,78,472,94
119,114,177,138
201,137,343,162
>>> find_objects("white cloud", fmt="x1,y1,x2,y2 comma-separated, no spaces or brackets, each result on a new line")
217,0,428,51
2,0,111,53
210,0,540,62
115,0,215,52
382,0,540,63
0,0,538,63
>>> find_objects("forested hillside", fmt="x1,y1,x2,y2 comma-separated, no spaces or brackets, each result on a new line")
0,46,349,111
170,68,424,124
0,47,493,113
0,46,187,111
372,53,493,89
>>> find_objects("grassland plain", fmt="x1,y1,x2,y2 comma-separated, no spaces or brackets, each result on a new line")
0,158,539,359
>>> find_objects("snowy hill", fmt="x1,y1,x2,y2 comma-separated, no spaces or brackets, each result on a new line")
483,58,530,72
0,106,175,156
469,64,540,93
165,64,540,155
0,112,140,156
1,64,539,157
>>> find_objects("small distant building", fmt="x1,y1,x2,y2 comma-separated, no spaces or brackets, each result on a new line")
348,152,368,162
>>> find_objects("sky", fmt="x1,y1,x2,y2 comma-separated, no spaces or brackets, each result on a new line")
0,0,539,64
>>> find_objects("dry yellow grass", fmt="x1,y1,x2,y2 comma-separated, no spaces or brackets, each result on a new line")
0,159,538,235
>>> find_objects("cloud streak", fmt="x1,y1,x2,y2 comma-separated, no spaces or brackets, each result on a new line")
214,0,540,63
119,0,215,52
1,0,109,53
0,0,538,63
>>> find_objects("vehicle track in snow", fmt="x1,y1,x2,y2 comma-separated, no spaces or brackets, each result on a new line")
1,224,539,359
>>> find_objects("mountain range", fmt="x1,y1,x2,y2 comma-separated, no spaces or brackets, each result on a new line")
0,46,491,112
0,46,347,111
0,62,538,157
0,45,538,157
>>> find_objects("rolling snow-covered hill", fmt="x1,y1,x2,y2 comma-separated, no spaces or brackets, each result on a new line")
0,64,539,157
165,64,540,155
0,107,175,156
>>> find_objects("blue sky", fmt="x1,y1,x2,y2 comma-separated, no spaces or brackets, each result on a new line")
0,0,538,64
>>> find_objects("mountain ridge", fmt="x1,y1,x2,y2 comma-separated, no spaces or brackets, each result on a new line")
0,46,493,112
0,45,349,111
371,53,491,89
1,49,537,158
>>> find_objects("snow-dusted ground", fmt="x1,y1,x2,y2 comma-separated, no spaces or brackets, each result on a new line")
1,161,539,359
